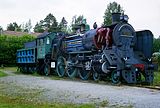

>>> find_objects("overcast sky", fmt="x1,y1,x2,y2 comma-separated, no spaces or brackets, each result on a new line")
0,0,160,38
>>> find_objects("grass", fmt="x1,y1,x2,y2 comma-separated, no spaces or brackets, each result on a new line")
0,94,132,108
0,67,18,72
0,95,95,108
0,71,7,77
153,70,160,86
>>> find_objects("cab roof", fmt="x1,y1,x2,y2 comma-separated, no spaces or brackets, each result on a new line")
37,32,49,39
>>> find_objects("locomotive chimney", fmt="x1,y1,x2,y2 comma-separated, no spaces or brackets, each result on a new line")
112,13,121,24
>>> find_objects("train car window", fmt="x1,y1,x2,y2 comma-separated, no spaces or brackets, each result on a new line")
37,39,40,46
40,39,44,45
37,39,39,46
46,37,50,44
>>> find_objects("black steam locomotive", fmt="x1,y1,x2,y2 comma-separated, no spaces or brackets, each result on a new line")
17,13,155,84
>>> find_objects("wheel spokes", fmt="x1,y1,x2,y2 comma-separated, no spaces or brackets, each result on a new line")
78,68,90,80
56,56,66,77
67,66,78,78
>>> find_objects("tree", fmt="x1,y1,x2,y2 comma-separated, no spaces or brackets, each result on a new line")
58,17,68,32
33,20,45,33
24,19,32,33
43,13,58,32
71,15,85,32
7,22,22,31
33,13,59,33
103,1,124,26
71,15,84,26
0,26,3,30
0,26,3,35
153,38,160,52
7,23,14,31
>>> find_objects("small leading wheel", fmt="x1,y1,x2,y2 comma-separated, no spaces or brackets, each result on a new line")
111,70,121,84
78,67,90,80
44,64,50,76
67,66,78,78
56,56,66,77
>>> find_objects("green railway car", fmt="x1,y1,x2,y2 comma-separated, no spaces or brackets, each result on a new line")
17,32,58,75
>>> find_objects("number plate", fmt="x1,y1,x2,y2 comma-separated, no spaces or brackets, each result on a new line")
51,62,55,68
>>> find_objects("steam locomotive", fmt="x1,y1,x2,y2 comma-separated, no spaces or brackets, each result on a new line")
17,13,155,84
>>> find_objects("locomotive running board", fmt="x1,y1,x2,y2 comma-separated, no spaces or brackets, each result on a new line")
69,51,92,54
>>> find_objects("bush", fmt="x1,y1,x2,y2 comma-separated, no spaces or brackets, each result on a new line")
0,34,35,66
153,38,160,52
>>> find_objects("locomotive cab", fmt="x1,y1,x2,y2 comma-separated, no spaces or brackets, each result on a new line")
36,32,57,75
36,32,58,59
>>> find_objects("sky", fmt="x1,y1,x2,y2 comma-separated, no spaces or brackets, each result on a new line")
0,0,160,38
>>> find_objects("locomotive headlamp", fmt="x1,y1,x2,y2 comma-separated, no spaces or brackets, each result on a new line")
120,15,129,22
120,15,123,20
124,15,129,22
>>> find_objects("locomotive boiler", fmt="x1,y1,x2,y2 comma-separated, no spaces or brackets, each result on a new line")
17,13,156,84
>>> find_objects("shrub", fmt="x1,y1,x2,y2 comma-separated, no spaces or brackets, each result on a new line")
0,34,35,66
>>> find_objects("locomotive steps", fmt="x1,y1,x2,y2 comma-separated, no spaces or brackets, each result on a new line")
0,67,160,108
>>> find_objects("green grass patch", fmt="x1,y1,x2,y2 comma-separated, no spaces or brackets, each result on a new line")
0,94,132,108
153,71,160,86
0,71,7,77
0,95,95,108
0,67,18,72
153,65,160,86
50,75,71,80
